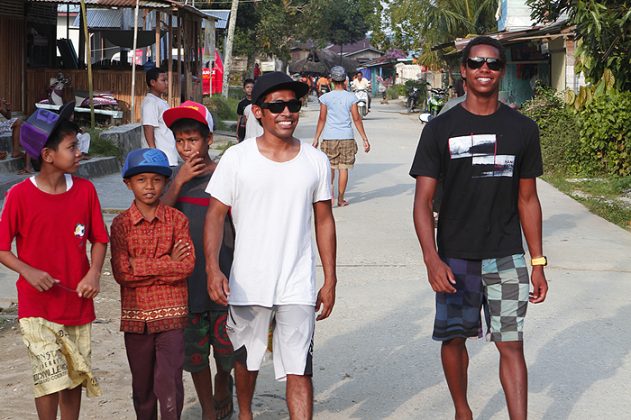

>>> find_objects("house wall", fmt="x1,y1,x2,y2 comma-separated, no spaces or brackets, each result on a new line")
348,50,381,64
498,0,536,31
0,0,26,112
549,37,567,92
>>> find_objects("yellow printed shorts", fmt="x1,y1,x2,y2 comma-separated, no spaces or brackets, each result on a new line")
19,318,101,398
321,139,358,169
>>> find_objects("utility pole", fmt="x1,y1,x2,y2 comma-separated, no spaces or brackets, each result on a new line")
222,0,238,98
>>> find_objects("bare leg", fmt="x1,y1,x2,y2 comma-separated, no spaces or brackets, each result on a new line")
337,168,349,206
59,385,82,420
441,338,473,420
214,360,233,420
495,341,527,420
234,360,257,420
191,367,216,420
330,169,336,202
34,393,59,420
286,374,313,420
11,119,22,158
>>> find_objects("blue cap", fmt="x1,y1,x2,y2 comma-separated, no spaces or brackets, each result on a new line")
122,148,172,178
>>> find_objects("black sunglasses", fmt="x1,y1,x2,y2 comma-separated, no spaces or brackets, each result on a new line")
466,56,504,71
259,99,302,114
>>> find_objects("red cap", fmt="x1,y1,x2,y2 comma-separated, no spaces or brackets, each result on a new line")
163,100,213,131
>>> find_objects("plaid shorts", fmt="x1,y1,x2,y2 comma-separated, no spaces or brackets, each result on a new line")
183,310,234,373
433,254,530,342
321,139,358,169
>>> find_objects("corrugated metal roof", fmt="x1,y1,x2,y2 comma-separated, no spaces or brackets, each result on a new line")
31,1,172,10
202,9,228,29
71,9,122,28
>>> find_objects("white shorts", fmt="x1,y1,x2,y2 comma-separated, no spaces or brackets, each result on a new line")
227,305,315,381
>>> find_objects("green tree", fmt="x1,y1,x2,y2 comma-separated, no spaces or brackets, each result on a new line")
527,0,631,91
387,0,497,69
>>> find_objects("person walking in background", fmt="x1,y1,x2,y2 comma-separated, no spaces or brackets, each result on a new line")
204,72,337,419
236,79,254,143
411,36,548,420
142,67,178,166
111,149,195,420
313,66,371,207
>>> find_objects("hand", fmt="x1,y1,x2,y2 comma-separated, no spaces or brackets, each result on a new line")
21,266,59,292
312,139,319,148
170,240,191,261
529,267,548,303
176,152,206,183
76,268,100,299
207,269,230,306
315,282,336,321
363,139,370,153
425,255,457,293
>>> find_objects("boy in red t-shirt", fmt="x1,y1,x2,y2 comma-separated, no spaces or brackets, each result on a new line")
0,102,109,419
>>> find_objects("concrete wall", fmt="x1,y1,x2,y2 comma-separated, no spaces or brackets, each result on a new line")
100,123,142,160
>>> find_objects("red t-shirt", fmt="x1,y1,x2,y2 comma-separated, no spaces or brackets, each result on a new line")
0,176,109,325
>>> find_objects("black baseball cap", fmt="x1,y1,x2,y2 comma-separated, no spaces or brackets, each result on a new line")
251,72,309,105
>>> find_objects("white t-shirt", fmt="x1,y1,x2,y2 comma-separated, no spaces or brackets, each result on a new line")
243,104,263,140
352,78,370,91
206,138,332,307
141,93,178,165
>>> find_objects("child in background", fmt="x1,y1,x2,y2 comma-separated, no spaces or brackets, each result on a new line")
0,102,108,419
162,101,235,420
110,148,195,420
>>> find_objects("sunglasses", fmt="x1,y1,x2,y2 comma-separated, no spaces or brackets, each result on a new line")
466,57,504,71
259,99,302,114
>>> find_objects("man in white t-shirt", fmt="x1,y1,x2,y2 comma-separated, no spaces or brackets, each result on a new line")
351,71,371,111
141,68,178,166
204,72,337,420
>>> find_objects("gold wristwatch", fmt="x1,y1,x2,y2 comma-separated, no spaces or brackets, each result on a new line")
531,256,548,266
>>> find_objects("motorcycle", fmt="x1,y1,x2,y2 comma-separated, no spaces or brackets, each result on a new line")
354,89,369,118
419,87,449,123
37,73,71,107
406,87,422,113
74,89,120,111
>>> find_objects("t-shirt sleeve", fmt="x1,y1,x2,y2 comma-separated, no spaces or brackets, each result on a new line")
348,92,359,108
237,100,246,116
313,153,332,203
409,122,441,179
206,148,237,206
141,98,159,127
0,187,19,251
319,94,328,106
519,122,544,178
87,183,109,244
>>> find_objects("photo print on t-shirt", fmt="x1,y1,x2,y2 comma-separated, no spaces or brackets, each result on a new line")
448,134,515,178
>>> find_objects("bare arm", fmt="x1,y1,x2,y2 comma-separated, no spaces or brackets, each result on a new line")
412,176,456,293
518,178,548,303
0,250,59,292
312,103,327,148
76,242,107,299
143,125,157,148
350,104,370,152
204,197,231,305
313,199,337,320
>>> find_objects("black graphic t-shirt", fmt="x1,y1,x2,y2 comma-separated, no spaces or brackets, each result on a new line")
410,103,543,259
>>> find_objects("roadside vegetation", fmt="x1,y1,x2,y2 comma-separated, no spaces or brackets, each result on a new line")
521,73,631,231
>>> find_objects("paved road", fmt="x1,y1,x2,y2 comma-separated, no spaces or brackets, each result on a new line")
1,97,630,419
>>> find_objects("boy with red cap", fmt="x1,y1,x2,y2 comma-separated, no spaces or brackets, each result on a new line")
162,101,235,420
0,103,108,419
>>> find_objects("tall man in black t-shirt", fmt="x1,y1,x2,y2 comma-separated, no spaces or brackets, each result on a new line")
410,36,548,420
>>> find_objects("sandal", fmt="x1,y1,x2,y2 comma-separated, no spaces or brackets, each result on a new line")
17,168,34,175
214,375,234,420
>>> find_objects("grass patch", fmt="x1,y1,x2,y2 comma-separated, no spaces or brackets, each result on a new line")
85,128,121,158
544,173,631,230
204,95,240,121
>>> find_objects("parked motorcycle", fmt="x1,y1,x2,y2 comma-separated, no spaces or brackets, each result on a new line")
37,73,71,107
419,87,449,123
355,89,369,118
406,86,422,113
74,89,120,111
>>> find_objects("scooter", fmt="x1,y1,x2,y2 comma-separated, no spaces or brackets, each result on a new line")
355,89,369,118
74,90,120,111
406,86,422,112
37,73,71,107
419,87,448,123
